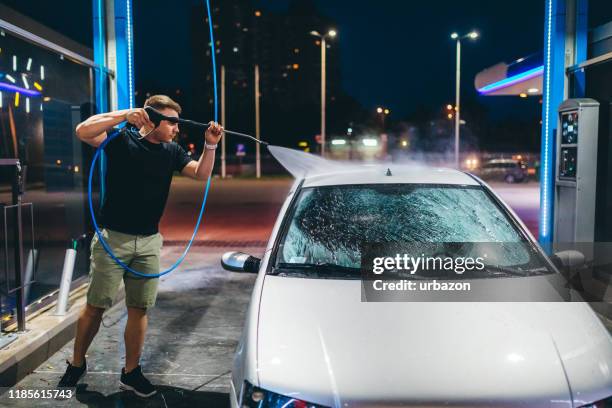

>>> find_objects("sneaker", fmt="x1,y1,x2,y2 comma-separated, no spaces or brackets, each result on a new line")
119,365,157,398
58,359,87,387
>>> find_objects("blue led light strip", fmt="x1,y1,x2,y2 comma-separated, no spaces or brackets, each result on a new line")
125,0,134,108
0,81,42,97
478,65,544,94
539,0,554,242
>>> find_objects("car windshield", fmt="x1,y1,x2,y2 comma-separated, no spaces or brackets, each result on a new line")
273,184,553,279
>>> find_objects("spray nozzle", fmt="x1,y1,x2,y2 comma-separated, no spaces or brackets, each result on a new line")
145,106,190,128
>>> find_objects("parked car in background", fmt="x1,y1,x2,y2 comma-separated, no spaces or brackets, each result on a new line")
477,158,529,183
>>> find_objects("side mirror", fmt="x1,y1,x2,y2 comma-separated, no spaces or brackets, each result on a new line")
550,250,585,275
221,251,261,273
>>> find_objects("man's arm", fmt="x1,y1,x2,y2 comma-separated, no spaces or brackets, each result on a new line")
181,122,224,180
181,149,215,181
75,108,153,147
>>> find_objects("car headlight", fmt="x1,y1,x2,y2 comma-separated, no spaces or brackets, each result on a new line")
578,396,612,407
241,381,329,408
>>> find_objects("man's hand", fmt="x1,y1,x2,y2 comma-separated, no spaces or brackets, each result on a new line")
205,121,224,145
75,108,137,148
126,108,155,129
182,121,224,180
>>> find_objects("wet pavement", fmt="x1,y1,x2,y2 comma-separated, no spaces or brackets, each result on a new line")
4,245,264,407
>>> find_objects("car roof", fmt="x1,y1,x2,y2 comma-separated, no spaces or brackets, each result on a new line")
302,165,481,188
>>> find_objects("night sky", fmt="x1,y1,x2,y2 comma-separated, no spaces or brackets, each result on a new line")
255,0,544,120
2,0,548,121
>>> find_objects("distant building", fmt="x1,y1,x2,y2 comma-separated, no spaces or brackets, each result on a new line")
189,0,342,147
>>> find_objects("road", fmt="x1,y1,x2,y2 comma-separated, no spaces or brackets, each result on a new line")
160,176,540,242
485,180,540,237
160,176,292,245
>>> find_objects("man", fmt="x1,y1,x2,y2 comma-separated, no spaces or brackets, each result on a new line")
58,95,223,397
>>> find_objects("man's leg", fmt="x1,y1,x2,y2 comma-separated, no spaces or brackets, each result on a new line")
119,304,156,398
118,233,161,397
72,304,104,367
74,229,132,365
122,232,162,372
59,230,130,387
124,306,148,372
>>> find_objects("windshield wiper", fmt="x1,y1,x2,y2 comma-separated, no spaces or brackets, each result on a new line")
273,262,360,276
483,265,536,277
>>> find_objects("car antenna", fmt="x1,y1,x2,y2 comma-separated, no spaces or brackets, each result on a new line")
386,168,392,176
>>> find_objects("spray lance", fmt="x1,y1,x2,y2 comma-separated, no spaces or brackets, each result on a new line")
142,106,268,146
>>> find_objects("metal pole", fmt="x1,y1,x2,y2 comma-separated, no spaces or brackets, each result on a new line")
104,0,118,111
454,39,461,169
55,247,77,316
23,249,37,303
12,162,25,332
321,37,326,156
255,64,261,179
221,65,226,179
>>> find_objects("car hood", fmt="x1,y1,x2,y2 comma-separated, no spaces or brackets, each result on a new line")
256,276,612,407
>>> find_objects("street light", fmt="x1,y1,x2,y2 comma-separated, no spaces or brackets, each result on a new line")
310,29,337,156
376,106,390,130
450,30,479,168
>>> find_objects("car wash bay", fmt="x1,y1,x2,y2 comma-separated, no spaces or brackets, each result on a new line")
5,177,542,407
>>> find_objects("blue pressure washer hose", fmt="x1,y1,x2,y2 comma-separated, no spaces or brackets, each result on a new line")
87,135,212,278
87,0,219,278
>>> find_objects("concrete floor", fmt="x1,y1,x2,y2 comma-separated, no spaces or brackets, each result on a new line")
4,245,263,407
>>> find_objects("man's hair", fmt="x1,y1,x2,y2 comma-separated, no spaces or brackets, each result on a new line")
143,95,182,115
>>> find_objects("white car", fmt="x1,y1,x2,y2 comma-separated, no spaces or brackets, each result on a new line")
222,149,612,408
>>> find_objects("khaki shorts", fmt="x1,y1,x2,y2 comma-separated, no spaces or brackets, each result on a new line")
87,228,163,309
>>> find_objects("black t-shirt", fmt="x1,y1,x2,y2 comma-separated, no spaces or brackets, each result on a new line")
99,126,193,235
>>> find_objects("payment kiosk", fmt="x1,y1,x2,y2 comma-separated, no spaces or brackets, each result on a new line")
554,98,600,243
